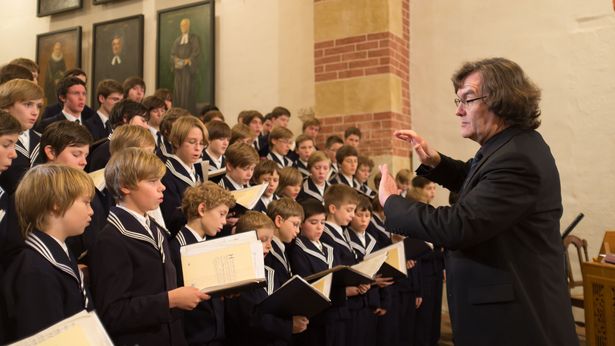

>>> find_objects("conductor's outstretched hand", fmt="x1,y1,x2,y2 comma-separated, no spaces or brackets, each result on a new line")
394,130,441,168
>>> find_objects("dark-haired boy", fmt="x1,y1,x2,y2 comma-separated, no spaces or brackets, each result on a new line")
329,145,360,188
324,135,343,176
204,120,231,171
85,79,124,141
38,76,88,131
266,126,294,168
251,159,280,213
292,134,315,178
355,155,376,199
344,126,361,148
86,99,149,172
122,76,146,103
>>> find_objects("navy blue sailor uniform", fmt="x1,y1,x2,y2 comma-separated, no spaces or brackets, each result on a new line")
288,235,342,346
344,227,381,346
160,156,205,238
85,135,112,173
369,214,421,346
365,215,404,346
217,176,249,237
224,265,293,346
297,178,329,205
155,138,174,163
84,113,111,141
267,152,293,169
169,226,225,346
318,222,359,346
357,182,377,200
0,129,41,195
253,194,279,214
264,237,293,289
328,172,360,189
293,159,310,179
2,230,92,343
89,206,186,346
202,149,226,171
255,133,269,158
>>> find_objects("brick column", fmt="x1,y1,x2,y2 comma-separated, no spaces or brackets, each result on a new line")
314,0,411,175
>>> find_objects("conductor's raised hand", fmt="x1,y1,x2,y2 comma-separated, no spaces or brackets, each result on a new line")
394,130,441,168
378,164,398,207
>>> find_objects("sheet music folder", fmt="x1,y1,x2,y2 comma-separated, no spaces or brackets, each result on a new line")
364,241,408,279
180,230,266,296
9,310,113,346
304,253,388,286
258,274,332,318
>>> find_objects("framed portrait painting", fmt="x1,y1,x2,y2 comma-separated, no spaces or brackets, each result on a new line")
157,1,215,115
36,27,82,106
92,15,144,102
37,0,82,17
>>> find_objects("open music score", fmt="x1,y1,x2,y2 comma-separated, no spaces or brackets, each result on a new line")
10,310,112,346
180,231,266,295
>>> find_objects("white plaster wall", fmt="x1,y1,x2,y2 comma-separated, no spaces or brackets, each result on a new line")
0,0,314,133
410,0,615,316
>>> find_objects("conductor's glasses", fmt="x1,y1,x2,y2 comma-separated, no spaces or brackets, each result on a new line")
454,96,487,108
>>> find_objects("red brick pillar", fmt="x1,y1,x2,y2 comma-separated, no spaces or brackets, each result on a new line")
314,0,411,173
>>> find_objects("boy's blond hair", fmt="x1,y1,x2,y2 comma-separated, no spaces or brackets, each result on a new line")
182,182,236,220
225,142,259,168
324,184,359,211
236,211,275,234
169,115,208,150
15,164,95,237
109,125,156,155
105,148,166,203
307,151,330,170
0,79,44,110
229,123,253,145
276,167,302,196
268,126,294,147
266,197,304,222
395,168,413,185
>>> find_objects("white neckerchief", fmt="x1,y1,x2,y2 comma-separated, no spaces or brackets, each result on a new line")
299,159,308,167
314,180,326,195
271,151,287,166
147,207,167,230
62,111,81,123
18,131,30,151
327,221,345,240
97,110,109,124
260,194,273,208
311,239,323,251
226,175,245,190
356,231,366,247
180,33,189,45
117,205,153,239
48,233,70,258
112,56,122,65
186,225,206,242
342,173,355,187
172,155,196,183
205,148,223,168
148,126,158,141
